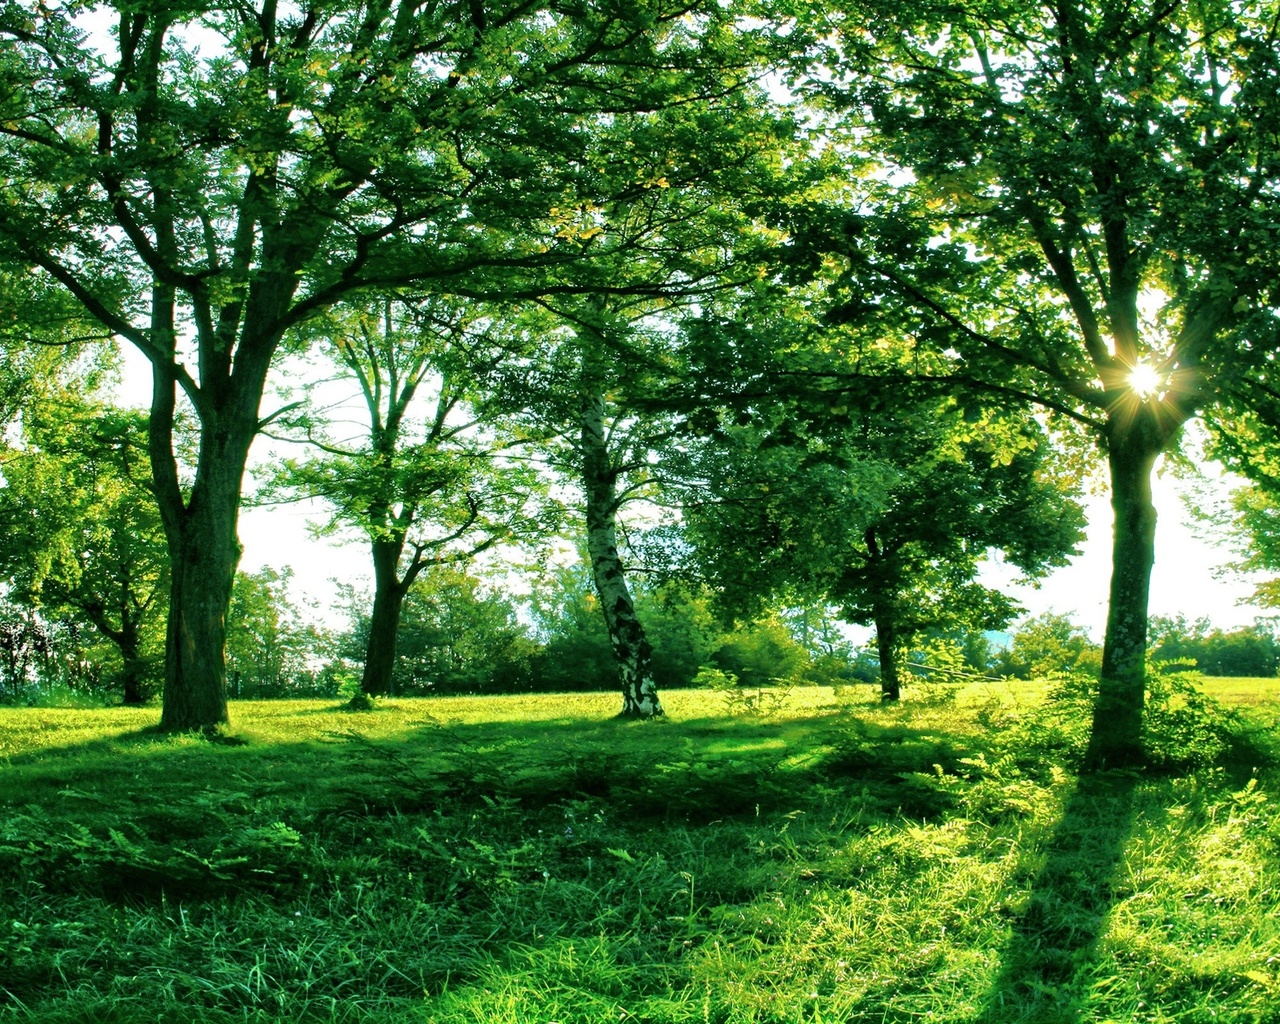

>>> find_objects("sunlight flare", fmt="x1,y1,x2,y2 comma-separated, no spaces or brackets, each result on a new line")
1129,361,1163,399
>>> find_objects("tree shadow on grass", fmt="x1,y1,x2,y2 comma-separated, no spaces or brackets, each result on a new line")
975,770,1143,1024
0,703,972,853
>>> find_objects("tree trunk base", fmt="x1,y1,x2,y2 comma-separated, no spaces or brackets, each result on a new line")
615,706,666,721
344,692,381,711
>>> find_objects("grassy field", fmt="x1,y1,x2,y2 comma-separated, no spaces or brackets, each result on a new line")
2,680,1280,1023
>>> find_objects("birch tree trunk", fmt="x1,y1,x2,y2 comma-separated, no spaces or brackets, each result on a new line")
579,382,663,719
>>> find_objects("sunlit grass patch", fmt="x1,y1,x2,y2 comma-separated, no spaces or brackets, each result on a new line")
1200,675,1280,706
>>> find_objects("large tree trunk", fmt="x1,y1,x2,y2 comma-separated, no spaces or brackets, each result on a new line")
150,305,262,732
157,484,242,731
873,599,901,702
361,540,410,697
580,384,663,719
1083,414,1163,771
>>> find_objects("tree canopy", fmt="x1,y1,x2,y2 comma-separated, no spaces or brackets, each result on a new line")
0,0,786,729
771,0,1280,763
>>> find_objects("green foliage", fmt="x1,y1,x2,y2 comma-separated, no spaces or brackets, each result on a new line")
343,690,380,712
977,661,1245,775
1150,614,1280,678
0,812,305,899
0,0,789,729
226,568,335,698
996,612,1102,681
0,604,54,705
787,0,1280,759
525,570,726,693
637,585,723,692
1142,668,1243,772
709,612,810,689
0,398,167,704
522,571,869,697
272,297,545,586
678,394,1084,689
693,665,794,718
340,569,537,696
520,565,619,693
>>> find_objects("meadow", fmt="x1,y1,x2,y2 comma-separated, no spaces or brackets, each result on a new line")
2,679,1280,1024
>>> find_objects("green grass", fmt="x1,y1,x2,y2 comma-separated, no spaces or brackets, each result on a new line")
2,682,1280,1023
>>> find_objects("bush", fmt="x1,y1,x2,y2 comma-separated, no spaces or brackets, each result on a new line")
986,663,1245,774
1142,667,1242,771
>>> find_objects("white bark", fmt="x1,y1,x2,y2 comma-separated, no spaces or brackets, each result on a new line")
580,375,663,719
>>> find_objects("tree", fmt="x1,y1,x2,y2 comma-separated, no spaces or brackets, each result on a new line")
441,42,803,717
525,565,735,694
1207,483,1280,612
0,398,168,704
268,296,539,698
0,265,116,430
525,563,621,693
482,103,797,716
680,394,1083,699
0,0,773,730
337,567,535,695
1149,614,1279,677
791,0,1280,763
0,601,51,703
710,611,810,688
575,310,675,717
997,612,1102,681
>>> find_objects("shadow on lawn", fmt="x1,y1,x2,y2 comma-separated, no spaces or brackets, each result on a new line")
0,704,971,864
974,770,1142,1024
0,706,844,821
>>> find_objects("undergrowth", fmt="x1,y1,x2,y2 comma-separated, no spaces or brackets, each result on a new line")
1,682,1278,1023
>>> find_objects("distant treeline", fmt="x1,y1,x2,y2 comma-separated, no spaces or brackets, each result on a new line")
2,566,1275,706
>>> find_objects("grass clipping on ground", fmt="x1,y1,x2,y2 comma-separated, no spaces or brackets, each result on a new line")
1,680,1279,1024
